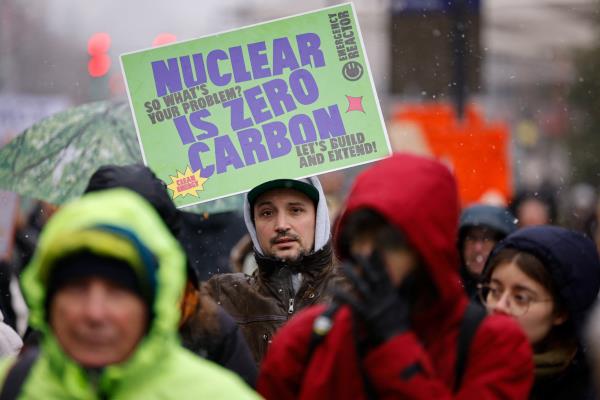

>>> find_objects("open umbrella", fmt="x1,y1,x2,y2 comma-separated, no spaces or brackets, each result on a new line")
0,100,243,214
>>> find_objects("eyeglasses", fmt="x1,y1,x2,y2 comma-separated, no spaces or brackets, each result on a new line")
477,283,553,316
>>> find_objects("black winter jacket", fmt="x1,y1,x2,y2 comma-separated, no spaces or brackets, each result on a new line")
180,304,258,387
530,350,594,400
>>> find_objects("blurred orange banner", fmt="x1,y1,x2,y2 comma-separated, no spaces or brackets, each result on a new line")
392,103,512,206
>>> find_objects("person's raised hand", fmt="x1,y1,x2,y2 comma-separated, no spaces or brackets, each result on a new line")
335,252,410,346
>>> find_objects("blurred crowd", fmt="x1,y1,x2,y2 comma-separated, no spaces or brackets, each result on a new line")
0,152,599,399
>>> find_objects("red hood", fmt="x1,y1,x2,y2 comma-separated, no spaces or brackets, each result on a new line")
335,153,466,333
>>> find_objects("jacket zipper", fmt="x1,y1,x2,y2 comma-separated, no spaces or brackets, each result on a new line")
287,270,295,315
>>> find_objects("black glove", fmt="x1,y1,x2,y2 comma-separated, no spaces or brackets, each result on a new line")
335,252,410,346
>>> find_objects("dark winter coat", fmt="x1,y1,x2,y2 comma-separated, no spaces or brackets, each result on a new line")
485,225,600,400
179,284,258,387
207,243,341,364
530,351,594,400
258,153,534,399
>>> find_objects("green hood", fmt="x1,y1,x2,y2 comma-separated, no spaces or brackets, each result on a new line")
21,188,187,394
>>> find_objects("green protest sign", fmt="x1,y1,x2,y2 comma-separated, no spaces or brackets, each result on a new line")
121,2,390,208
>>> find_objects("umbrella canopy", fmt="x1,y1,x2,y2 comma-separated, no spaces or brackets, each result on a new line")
0,100,243,214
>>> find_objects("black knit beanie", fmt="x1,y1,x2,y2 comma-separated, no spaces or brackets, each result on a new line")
45,252,150,313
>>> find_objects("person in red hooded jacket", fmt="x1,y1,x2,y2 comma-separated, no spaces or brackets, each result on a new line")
257,153,534,399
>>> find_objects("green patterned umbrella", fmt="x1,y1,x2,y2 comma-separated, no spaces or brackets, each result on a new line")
0,100,242,214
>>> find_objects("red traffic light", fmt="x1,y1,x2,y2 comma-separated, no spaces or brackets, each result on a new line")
87,33,111,77
88,32,111,55
88,54,111,78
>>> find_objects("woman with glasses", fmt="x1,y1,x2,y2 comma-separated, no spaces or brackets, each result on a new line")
478,225,600,400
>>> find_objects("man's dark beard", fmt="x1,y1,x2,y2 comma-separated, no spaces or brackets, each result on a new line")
276,248,310,266
269,232,308,265
254,241,332,276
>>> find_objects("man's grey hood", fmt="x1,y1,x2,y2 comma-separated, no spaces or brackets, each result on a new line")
243,176,330,256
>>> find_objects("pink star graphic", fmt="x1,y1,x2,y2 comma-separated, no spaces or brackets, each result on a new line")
346,95,365,113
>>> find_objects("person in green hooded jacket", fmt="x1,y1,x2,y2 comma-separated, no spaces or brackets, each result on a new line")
0,188,260,399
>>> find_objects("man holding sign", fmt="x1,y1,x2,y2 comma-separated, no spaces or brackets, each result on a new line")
208,176,341,364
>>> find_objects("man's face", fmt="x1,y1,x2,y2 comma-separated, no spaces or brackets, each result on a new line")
253,188,316,262
463,226,498,277
50,276,147,368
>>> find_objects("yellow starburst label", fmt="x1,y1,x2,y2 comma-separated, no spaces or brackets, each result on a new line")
166,167,208,199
